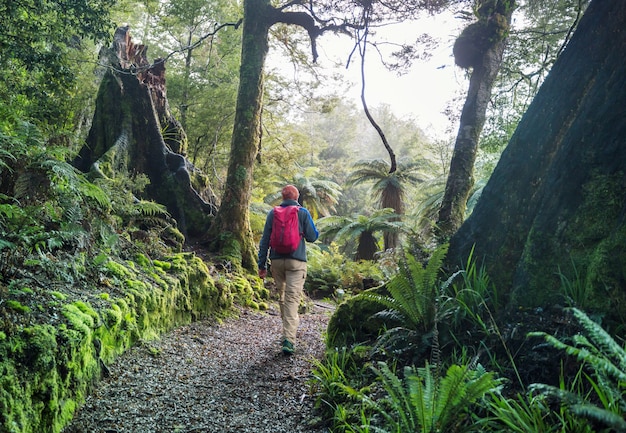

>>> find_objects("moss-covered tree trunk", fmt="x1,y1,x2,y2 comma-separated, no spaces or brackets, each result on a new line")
447,0,626,324
207,0,271,271
437,1,515,239
206,0,345,271
73,27,216,239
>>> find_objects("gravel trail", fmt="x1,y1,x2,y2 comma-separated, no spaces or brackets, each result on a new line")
63,302,333,433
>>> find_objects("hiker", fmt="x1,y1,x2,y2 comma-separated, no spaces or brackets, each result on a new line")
258,184,319,355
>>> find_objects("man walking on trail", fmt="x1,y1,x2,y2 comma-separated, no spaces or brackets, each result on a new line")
258,185,319,355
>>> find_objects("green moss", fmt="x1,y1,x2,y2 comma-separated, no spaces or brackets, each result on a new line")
7,300,30,313
230,275,252,297
62,304,96,336
210,231,244,273
104,260,132,279
0,248,240,433
326,286,390,348
50,291,67,301
104,304,123,328
153,259,172,271
134,253,151,268
23,325,57,370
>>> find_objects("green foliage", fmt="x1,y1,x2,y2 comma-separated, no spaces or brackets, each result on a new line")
447,245,499,335
267,169,343,219
347,158,427,215
556,259,593,309
350,245,458,362
318,209,404,261
305,243,384,297
309,347,368,422
528,308,626,432
360,245,449,333
363,360,499,433
6,300,30,314
0,0,115,126
480,390,593,433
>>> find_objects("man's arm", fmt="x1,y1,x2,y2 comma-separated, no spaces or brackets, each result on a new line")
301,209,319,242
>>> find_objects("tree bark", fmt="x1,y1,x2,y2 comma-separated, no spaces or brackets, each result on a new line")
73,27,216,239
206,0,351,271
437,2,515,239
206,0,272,271
447,0,626,324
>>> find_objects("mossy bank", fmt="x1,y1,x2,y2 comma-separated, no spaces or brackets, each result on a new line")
0,252,267,433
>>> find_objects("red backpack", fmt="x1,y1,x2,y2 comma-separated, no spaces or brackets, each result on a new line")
269,205,302,254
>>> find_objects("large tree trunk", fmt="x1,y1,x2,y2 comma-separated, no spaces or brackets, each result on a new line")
447,0,626,324
204,0,352,271
436,2,515,239
73,27,216,239
206,0,271,271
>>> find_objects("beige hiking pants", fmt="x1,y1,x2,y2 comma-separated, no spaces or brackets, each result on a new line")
270,258,307,345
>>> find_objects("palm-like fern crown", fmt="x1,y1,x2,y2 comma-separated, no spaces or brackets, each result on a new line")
348,158,426,215
317,208,403,243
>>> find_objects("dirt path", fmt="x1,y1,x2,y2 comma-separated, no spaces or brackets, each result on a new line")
63,302,333,433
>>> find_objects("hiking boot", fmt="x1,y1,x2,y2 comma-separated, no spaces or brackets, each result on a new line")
282,339,295,355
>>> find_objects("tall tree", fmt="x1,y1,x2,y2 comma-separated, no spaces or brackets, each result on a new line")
436,0,516,239
205,0,352,271
154,0,242,171
447,0,626,325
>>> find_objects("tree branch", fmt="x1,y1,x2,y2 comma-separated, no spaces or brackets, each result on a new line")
357,27,397,174
270,9,354,63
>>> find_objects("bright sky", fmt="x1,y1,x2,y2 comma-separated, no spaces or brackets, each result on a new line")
314,10,468,140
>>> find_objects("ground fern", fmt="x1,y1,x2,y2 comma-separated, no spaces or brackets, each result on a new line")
528,307,626,432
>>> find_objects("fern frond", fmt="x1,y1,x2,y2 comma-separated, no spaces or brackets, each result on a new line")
41,159,76,179
369,360,499,433
437,363,499,427
528,307,626,431
79,179,111,209
423,243,448,294
370,309,404,323
569,308,626,370
570,404,626,431
529,325,626,384
132,200,169,217
370,326,415,357
0,238,15,250
372,362,417,431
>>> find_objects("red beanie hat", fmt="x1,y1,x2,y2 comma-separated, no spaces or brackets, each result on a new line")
281,185,299,200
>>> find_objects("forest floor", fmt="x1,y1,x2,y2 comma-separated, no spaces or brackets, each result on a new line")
62,300,334,433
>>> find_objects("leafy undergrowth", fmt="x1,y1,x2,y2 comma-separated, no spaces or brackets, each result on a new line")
0,149,269,433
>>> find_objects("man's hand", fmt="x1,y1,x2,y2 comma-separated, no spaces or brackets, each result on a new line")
258,269,267,279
